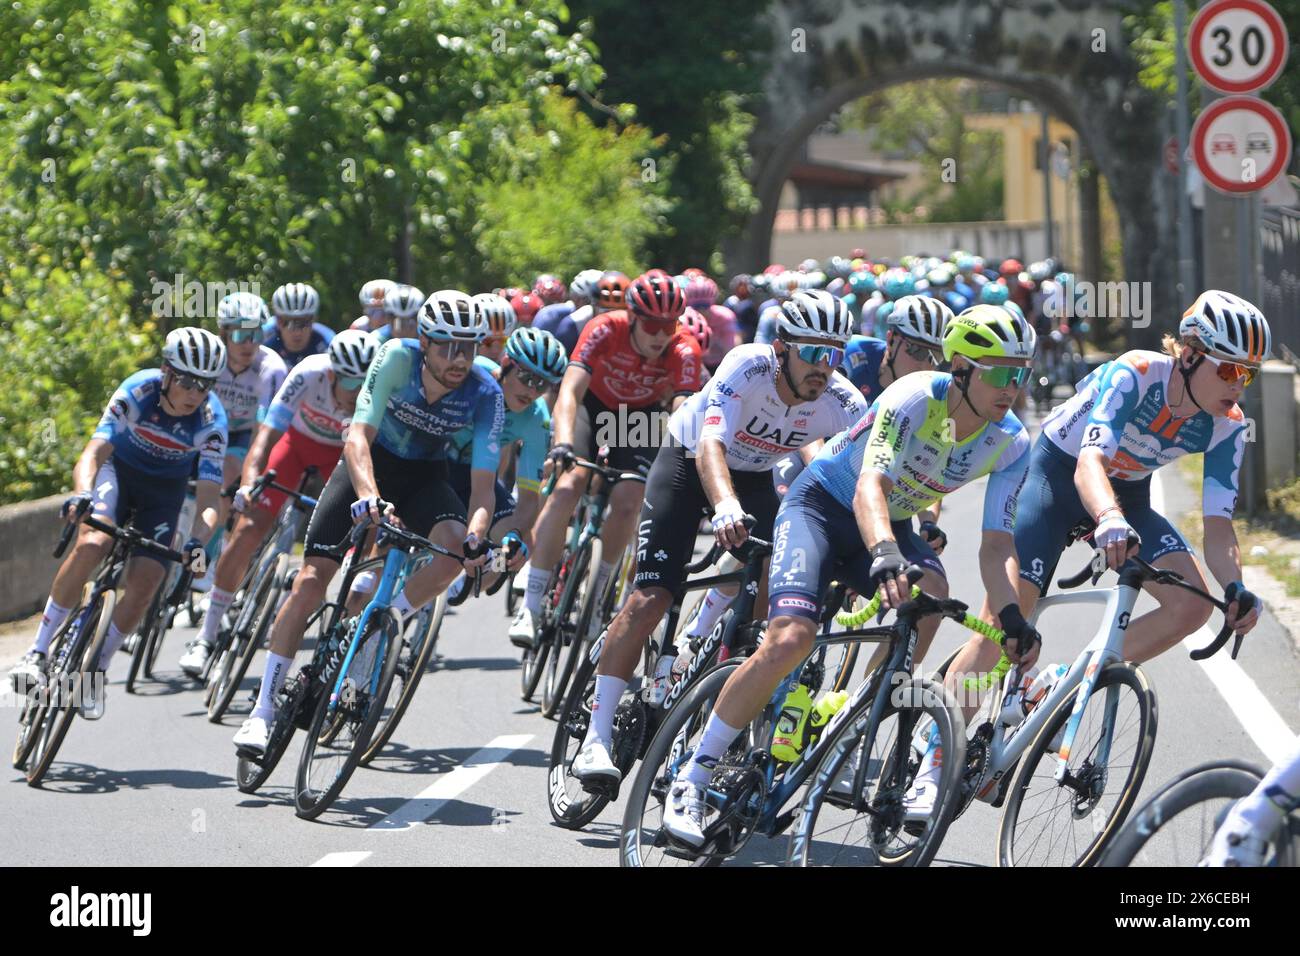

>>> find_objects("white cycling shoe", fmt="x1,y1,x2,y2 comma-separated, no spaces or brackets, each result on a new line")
233,716,271,755
191,563,216,594
80,671,107,721
178,640,212,677
508,607,538,650
902,764,942,823
1200,805,1270,867
571,740,621,784
662,780,708,847
8,651,46,694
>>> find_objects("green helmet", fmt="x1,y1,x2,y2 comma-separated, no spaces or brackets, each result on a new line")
942,304,1037,363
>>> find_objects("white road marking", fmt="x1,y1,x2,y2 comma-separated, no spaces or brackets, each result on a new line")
368,733,534,832
1151,472,1296,763
310,851,372,867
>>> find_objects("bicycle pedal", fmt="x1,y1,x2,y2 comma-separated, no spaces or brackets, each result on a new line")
578,776,620,802
235,745,266,764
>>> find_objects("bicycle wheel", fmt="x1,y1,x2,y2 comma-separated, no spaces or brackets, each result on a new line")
787,676,965,867
998,661,1157,867
505,571,521,618
208,554,283,723
1100,761,1296,867
543,538,602,718
294,609,403,820
13,603,83,770
620,661,743,868
235,668,312,794
26,591,114,787
546,649,647,830
125,585,165,694
522,558,571,703
358,594,445,765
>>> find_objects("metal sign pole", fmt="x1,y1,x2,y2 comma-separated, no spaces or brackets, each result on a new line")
1174,0,1197,303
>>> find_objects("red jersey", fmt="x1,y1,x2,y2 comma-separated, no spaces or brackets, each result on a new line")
571,310,703,408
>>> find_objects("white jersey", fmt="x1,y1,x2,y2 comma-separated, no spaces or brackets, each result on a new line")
569,303,597,335
215,345,287,437
667,343,867,472
265,353,352,447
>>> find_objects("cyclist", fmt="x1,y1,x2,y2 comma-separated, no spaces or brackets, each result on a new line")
571,291,868,786
445,327,569,601
369,284,426,345
180,329,377,676
1202,735,1300,866
752,273,806,345
8,329,228,717
204,294,289,583
264,282,334,368
659,305,1039,845
351,279,398,332
509,289,544,329
842,294,951,403
474,292,517,364
725,274,758,344
941,290,1266,724
681,272,740,372
231,292,503,754
533,268,602,355
563,270,631,346
533,274,567,306
506,271,703,648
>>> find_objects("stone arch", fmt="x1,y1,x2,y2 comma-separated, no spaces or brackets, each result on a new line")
731,1,1175,344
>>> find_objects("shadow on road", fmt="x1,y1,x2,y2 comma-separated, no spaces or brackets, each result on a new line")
18,762,233,795
432,656,519,673
364,743,548,775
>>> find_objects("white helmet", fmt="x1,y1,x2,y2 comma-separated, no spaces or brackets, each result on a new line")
386,284,425,320
1179,290,1271,365
359,278,399,310
777,290,853,344
419,290,488,341
163,327,226,379
887,295,953,348
328,329,378,378
472,293,517,338
272,282,320,318
569,269,603,303
216,292,270,331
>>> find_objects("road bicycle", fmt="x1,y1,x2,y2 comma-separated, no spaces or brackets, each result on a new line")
14,505,184,786
123,483,197,693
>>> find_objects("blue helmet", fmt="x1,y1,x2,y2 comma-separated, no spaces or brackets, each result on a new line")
979,282,1010,306
882,270,915,300
848,270,877,297
504,326,568,383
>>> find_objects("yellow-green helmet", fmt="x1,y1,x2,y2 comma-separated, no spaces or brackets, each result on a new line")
942,304,1037,363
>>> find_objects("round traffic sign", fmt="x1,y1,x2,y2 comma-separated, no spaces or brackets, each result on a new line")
1189,0,1289,94
1191,95,1292,193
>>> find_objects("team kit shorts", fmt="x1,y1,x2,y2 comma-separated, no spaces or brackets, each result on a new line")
89,458,189,566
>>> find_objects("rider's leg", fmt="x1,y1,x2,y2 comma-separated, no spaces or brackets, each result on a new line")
593,477,644,603
99,556,167,667
194,504,275,645
523,465,585,613
1123,550,1211,663
34,522,111,654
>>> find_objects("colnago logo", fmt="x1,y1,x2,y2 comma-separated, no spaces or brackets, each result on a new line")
49,886,151,936
664,615,727,707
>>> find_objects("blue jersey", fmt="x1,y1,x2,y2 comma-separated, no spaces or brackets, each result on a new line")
842,336,887,400
449,357,553,491
353,339,505,467
261,320,335,368
93,369,229,484
533,303,580,354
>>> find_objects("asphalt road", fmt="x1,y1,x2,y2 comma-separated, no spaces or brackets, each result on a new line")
2,405,1297,867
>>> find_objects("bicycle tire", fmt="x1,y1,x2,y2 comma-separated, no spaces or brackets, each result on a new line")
13,602,84,770
208,554,283,723
235,672,311,795
26,591,114,787
294,609,403,820
543,538,602,718
1100,761,1295,867
521,558,571,703
143,590,175,678
358,593,445,765
620,661,743,867
505,573,520,618
125,584,165,693
787,677,966,867
998,661,1157,867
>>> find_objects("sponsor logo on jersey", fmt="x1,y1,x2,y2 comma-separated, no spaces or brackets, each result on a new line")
774,597,816,613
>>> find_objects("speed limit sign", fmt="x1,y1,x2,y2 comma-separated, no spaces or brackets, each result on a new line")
1189,0,1290,94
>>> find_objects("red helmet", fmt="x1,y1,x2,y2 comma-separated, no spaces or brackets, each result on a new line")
532,274,567,304
510,290,543,324
999,258,1024,278
682,267,707,279
762,263,787,276
682,273,719,306
595,271,630,309
678,307,712,354
626,271,685,320
850,248,867,260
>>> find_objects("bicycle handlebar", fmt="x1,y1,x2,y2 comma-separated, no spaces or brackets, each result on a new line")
54,505,185,564
684,515,771,574
541,452,647,497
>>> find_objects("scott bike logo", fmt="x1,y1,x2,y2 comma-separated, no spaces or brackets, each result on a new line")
1030,558,1045,581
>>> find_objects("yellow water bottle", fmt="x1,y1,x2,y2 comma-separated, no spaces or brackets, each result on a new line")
809,690,850,739
771,684,815,762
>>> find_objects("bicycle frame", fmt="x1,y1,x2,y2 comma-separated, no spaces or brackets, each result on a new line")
229,490,318,637
971,583,1136,800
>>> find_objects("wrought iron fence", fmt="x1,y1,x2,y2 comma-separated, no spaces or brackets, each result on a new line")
1260,206,1300,364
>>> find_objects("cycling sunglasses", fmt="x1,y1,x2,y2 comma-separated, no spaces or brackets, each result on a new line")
634,314,678,336
338,375,366,391
513,367,552,391
965,358,1032,389
900,337,940,366
278,317,314,331
172,371,217,393
226,328,261,344
429,339,478,361
1197,351,1257,387
791,343,845,367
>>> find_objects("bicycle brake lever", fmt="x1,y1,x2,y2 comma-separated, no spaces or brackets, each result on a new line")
1231,632,1245,660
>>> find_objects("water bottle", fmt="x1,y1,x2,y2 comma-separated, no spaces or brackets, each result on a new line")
809,690,849,738
1021,663,1069,716
771,684,815,762
999,667,1035,727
